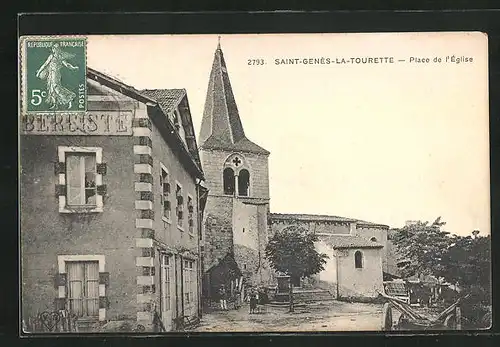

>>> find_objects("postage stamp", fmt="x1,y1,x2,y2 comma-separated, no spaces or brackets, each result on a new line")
19,32,491,334
21,36,87,113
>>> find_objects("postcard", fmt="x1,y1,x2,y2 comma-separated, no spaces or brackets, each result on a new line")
19,32,491,333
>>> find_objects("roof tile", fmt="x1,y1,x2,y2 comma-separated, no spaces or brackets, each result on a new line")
140,89,186,113
198,43,269,155
320,234,384,249
270,213,389,228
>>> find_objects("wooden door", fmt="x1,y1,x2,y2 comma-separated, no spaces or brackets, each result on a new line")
160,254,175,331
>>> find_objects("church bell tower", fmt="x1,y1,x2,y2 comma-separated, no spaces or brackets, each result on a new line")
198,39,271,296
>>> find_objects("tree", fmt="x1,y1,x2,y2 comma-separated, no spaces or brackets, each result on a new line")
436,232,492,328
391,217,452,279
265,225,328,312
392,218,491,294
392,218,492,328
436,232,491,300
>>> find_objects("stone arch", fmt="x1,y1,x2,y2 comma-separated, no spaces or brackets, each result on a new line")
222,153,252,197
223,153,249,172
238,169,250,196
223,167,235,195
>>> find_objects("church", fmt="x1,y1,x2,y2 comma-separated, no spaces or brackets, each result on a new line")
198,41,394,303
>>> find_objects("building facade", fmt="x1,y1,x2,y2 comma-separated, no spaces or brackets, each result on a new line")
269,214,388,300
197,41,393,302
198,42,273,300
21,68,207,332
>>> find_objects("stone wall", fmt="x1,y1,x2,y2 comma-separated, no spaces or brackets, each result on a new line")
200,149,270,199
269,217,391,273
356,225,389,273
232,200,273,286
20,134,138,322
200,146,271,283
337,248,383,300
202,196,234,272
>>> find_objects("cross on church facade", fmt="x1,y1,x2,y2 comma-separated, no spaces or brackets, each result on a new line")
232,157,241,166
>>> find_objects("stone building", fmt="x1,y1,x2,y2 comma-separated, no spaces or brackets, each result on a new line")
20,67,207,332
198,41,273,300
269,214,389,300
198,41,394,302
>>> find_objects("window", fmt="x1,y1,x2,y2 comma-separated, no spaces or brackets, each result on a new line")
187,196,194,235
223,168,235,195
238,169,250,196
66,261,99,318
355,251,363,269
160,254,171,312
66,154,97,206
183,260,195,304
58,147,104,213
176,184,184,229
370,237,377,242
160,165,171,221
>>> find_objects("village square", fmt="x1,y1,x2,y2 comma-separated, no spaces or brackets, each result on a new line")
20,34,491,333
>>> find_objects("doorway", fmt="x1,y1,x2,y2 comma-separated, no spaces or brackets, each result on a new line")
160,254,175,331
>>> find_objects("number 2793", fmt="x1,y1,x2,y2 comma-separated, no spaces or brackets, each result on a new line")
248,59,265,65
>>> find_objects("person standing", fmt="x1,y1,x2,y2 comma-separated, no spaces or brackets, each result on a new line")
249,288,258,314
219,285,228,311
234,287,241,310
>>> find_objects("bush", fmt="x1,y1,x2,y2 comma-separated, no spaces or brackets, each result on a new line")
459,285,491,329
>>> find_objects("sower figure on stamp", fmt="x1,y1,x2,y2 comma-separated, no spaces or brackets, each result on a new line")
218,284,228,311
35,43,79,110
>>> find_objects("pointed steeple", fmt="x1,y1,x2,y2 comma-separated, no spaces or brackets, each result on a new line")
199,39,269,155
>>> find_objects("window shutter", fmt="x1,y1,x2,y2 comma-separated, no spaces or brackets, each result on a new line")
97,163,107,175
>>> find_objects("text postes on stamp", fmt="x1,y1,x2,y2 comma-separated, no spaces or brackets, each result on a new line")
23,37,87,113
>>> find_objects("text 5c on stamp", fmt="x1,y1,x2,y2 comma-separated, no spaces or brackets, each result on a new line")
22,37,87,113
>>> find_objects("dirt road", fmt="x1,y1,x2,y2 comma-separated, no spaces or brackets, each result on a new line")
193,301,384,332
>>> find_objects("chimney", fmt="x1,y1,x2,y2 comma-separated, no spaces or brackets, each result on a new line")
349,222,357,236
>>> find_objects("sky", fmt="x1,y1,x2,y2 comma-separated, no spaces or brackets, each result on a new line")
86,33,490,236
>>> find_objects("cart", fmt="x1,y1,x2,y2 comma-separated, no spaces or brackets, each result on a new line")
378,291,469,331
